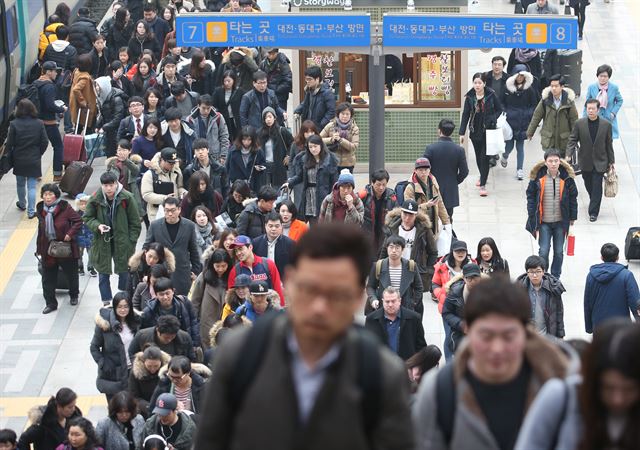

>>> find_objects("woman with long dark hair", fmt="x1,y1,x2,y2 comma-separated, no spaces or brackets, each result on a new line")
132,118,163,173
515,320,640,450
191,206,218,253
180,171,223,220
475,237,509,277
127,20,160,62
182,49,215,95
130,59,157,98
459,72,503,197
284,134,338,222
225,125,266,193
127,242,175,300
55,417,103,450
213,70,245,142
143,87,164,121
288,119,319,207
18,387,82,450
222,180,251,227
258,106,293,187
90,292,140,401
106,7,133,61
191,248,232,350
95,391,145,450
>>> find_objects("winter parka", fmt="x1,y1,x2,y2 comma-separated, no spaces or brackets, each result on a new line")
141,296,201,347
128,350,171,416
18,402,82,450
526,86,579,153
525,159,578,237
259,52,293,108
459,87,503,138
191,271,227,350
403,173,450,236
358,185,397,253
442,275,467,352
183,157,230,198
5,117,49,178
516,272,566,338
294,82,336,130
149,363,212,415
38,23,63,60
239,88,285,130
68,16,98,55
126,248,176,302
287,151,339,218
96,87,128,156
504,71,540,141
83,185,142,274
320,118,360,167
90,308,141,395
106,154,143,211
235,198,270,239
214,47,259,92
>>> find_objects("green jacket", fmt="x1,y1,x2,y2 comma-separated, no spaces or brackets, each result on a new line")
83,185,141,274
526,86,578,155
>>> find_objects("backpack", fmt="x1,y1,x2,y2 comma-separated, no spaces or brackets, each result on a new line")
55,69,73,92
227,313,381,447
16,83,41,111
375,258,416,280
394,180,413,205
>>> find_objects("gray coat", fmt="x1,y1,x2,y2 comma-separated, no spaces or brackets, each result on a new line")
516,273,566,338
413,331,573,450
194,314,414,450
144,218,202,295
95,415,145,450
566,117,615,173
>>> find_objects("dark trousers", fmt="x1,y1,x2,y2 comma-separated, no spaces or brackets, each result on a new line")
574,5,587,37
42,259,79,307
446,206,455,223
582,170,604,217
44,124,64,175
471,135,490,187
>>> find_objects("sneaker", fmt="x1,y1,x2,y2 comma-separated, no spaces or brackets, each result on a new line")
479,187,488,197
42,305,57,314
78,267,85,276
27,213,37,219
70,297,78,306
88,267,97,277
16,201,26,211
475,179,481,187
500,155,508,168
589,215,598,222
517,169,524,180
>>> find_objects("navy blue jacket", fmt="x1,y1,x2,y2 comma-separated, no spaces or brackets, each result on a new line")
294,82,336,130
225,147,266,194
584,262,640,333
424,137,469,209
141,296,201,347
34,78,65,121
252,233,296,279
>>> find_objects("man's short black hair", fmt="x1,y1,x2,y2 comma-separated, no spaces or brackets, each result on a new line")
143,3,156,12
100,171,118,185
292,223,372,287
384,234,406,249
128,96,144,106
253,70,268,82
491,56,507,66
162,196,180,208
265,211,281,223
601,243,619,263
56,25,69,40
168,355,191,374
543,148,562,160
257,185,278,202
193,138,209,151
0,429,17,445
164,107,182,122
153,277,174,293
548,74,565,85
170,81,186,96
78,7,90,17
92,34,105,43
464,277,531,327
198,94,213,106
370,169,390,183
524,255,547,271
156,315,181,334
438,118,456,137
117,139,131,150
304,66,322,81
596,64,612,78
585,98,600,108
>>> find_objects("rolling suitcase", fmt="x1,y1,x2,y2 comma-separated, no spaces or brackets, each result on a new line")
624,227,640,260
557,49,583,97
63,109,90,166
59,133,103,197
36,256,69,290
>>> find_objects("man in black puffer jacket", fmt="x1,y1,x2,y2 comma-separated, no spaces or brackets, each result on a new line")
68,7,97,55
94,76,127,157
259,48,293,111
236,186,278,240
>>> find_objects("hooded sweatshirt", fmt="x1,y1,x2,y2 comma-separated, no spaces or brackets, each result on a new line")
95,76,113,106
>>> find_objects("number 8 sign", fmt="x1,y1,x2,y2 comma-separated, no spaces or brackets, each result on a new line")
550,23,574,46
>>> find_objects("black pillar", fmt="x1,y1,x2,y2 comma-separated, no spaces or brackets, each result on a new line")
368,51,385,173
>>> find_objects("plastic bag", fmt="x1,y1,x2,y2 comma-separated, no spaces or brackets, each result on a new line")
156,204,165,220
497,114,512,141
437,225,453,257
485,128,504,156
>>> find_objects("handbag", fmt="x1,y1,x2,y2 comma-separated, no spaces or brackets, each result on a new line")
485,128,504,156
0,124,14,181
497,113,513,141
570,147,582,176
47,240,73,258
604,166,618,198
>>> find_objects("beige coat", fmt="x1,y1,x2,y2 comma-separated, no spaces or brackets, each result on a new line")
320,119,360,167
403,174,450,235
69,70,97,128
140,152,186,220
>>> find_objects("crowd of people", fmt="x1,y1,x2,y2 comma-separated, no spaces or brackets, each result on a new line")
1,0,638,449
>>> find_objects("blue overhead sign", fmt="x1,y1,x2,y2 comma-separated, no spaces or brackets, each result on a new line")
176,14,371,48
383,15,578,49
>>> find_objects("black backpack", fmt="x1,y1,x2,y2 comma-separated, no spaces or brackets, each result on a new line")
16,83,40,112
394,180,414,205
226,313,381,446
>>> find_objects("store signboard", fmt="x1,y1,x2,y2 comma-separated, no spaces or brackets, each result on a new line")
383,15,578,49
176,13,371,47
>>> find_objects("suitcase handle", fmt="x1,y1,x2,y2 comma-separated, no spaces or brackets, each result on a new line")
74,108,91,136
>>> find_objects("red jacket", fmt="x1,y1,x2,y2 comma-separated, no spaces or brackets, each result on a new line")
432,255,476,313
36,200,83,267
228,254,285,307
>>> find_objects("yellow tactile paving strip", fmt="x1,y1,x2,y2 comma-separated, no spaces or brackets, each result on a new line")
0,395,107,422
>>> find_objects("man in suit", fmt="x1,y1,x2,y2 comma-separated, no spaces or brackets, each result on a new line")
366,235,423,316
195,223,414,449
144,196,202,295
423,119,469,220
567,98,615,222
116,96,148,142
252,211,296,281
365,286,427,361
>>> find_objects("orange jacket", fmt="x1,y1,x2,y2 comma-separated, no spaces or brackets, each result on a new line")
287,219,308,242
432,256,476,313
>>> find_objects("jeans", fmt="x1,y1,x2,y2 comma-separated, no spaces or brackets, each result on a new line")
471,135,490,186
42,258,79,307
16,176,38,215
503,139,525,170
582,170,604,217
538,221,565,278
442,316,453,362
98,272,128,301
44,124,64,175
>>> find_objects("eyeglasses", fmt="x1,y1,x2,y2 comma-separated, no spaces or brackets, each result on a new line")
527,270,544,275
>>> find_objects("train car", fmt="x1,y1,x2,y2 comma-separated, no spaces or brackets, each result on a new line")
0,0,84,141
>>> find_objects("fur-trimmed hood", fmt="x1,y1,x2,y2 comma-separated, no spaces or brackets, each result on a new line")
128,248,176,273
384,206,432,230
131,350,172,380
157,362,212,380
105,154,143,167
528,159,576,181
94,307,141,332
160,120,195,137
540,86,576,103
506,71,534,93
208,316,251,348
242,197,258,207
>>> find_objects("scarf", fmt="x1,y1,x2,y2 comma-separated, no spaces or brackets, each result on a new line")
515,48,538,63
43,199,62,240
597,83,609,110
336,119,352,139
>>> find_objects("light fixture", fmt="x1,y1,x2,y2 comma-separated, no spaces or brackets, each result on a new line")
344,0,353,11
407,0,415,11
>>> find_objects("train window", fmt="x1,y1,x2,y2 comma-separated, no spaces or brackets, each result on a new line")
6,5,19,52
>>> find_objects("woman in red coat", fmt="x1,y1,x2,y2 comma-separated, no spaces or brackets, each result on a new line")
36,183,83,314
